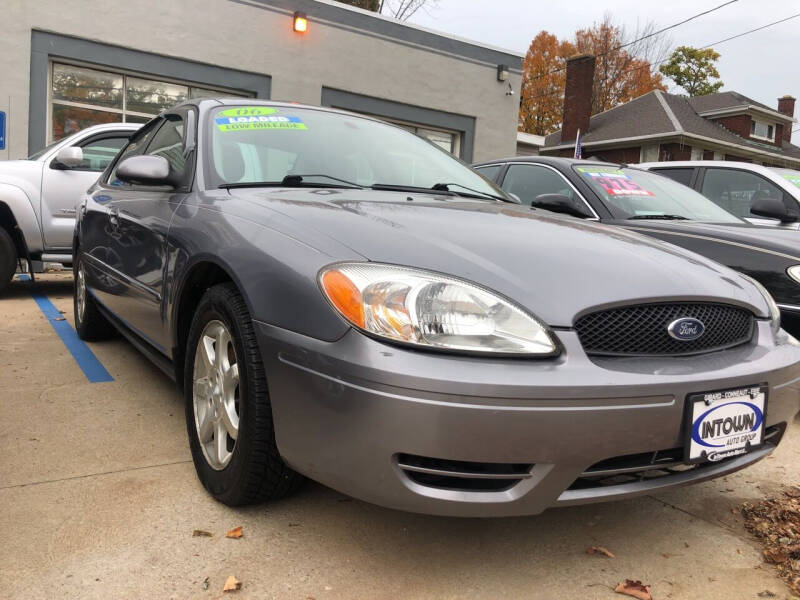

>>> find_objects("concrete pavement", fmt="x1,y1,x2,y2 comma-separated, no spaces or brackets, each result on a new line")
2,273,798,599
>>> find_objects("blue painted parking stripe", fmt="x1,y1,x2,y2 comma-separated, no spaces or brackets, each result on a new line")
19,274,114,383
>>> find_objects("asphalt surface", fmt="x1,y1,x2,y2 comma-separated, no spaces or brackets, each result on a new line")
2,273,799,600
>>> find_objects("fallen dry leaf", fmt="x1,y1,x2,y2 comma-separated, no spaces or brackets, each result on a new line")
614,579,653,600
223,575,241,592
192,530,213,537
202,577,210,591
586,545,615,558
226,526,243,539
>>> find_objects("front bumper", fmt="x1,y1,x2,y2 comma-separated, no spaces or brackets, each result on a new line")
257,321,800,517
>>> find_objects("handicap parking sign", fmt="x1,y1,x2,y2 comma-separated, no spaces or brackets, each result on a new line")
0,111,5,151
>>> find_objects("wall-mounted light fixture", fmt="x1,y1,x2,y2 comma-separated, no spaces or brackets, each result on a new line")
293,11,308,33
497,64,509,82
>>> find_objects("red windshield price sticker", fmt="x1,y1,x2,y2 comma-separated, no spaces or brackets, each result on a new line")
577,167,654,197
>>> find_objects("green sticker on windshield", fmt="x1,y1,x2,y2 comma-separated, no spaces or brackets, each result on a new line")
576,166,625,175
215,106,307,132
781,173,800,188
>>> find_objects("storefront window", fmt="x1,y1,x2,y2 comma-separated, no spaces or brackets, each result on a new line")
50,62,251,141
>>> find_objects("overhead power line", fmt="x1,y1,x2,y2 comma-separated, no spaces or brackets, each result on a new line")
523,12,800,104
528,0,739,81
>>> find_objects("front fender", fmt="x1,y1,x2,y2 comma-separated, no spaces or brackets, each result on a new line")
0,183,44,254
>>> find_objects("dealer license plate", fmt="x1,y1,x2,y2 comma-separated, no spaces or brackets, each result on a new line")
685,385,767,464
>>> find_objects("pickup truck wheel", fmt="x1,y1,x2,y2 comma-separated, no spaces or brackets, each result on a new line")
0,227,17,294
184,282,303,506
73,253,114,340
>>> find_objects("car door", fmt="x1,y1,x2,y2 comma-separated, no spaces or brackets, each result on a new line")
496,163,598,217
39,131,131,249
83,111,194,355
698,167,799,229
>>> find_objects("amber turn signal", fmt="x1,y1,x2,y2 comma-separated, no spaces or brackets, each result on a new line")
320,269,364,328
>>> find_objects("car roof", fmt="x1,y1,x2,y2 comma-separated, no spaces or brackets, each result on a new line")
639,160,774,173
473,155,625,169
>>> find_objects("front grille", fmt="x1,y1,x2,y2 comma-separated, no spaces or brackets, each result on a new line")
396,454,533,492
568,423,785,490
574,302,754,356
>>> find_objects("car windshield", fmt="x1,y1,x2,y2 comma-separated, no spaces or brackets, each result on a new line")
574,165,743,223
770,167,800,190
206,105,506,199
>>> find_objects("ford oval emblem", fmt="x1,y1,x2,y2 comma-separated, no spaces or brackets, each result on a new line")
668,317,705,341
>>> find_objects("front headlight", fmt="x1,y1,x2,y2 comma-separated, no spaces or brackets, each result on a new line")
319,263,558,356
787,265,800,285
740,273,780,333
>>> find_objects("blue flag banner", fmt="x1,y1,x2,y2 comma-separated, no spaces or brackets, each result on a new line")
574,128,582,160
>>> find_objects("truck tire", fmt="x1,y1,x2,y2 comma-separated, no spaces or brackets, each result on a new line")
73,251,114,340
0,227,17,294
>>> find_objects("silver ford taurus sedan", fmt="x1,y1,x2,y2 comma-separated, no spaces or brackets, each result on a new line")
73,99,800,516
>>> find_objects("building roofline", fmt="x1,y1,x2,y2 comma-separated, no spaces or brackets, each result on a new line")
516,131,546,145
697,104,798,124
543,131,800,166
232,0,524,71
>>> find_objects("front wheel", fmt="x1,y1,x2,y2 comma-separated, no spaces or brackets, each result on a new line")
0,227,17,294
184,282,302,506
73,251,114,340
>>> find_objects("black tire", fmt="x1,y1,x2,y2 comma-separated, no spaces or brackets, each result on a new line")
184,282,303,506
0,227,17,294
73,250,114,340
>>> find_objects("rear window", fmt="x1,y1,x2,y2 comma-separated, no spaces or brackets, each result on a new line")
650,167,694,187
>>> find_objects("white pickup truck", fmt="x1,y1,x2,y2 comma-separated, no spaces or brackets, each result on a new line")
0,123,139,292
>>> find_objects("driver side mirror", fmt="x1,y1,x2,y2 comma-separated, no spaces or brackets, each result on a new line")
532,193,593,219
751,193,798,223
52,146,84,169
116,155,174,187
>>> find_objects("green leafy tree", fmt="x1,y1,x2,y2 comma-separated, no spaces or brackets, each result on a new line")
659,46,724,96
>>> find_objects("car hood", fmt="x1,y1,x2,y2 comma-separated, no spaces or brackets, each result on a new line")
227,188,770,326
616,220,800,261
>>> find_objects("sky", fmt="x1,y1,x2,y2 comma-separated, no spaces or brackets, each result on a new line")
406,0,800,119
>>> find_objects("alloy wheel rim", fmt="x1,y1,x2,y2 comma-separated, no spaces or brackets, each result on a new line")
192,320,240,470
76,263,86,322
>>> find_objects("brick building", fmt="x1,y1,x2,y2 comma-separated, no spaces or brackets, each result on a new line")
540,54,800,168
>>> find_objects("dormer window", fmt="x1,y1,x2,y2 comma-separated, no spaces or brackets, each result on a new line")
750,119,775,141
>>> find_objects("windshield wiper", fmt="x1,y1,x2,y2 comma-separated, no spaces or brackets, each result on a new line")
219,174,364,190
431,182,509,202
627,214,689,221
371,183,456,195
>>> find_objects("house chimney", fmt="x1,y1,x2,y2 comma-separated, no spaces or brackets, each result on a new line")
562,54,595,143
778,95,796,143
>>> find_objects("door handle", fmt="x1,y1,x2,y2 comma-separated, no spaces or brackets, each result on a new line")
108,207,119,228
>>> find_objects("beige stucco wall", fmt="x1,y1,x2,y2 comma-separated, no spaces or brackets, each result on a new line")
0,0,521,161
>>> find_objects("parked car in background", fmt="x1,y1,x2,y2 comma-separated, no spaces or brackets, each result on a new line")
473,156,800,337
0,123,139,292
73,99,800,516
639,161,800,228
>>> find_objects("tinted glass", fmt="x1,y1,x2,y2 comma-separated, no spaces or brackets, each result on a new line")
651,167,694,187
52,63,122,109
107,120,162,186
207,106,505,198
474,164,501,182
701,168,786,219
575,165,741,222
146,116,186,176
502,164,576,206
52,105,120,141
126,77,188,115
78,136,129,171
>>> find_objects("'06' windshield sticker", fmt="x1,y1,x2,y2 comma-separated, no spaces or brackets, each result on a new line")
216,107,307,132
576,166,655,197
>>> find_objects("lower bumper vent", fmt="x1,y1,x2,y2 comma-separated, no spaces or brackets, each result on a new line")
568,423,785,490
396,453,533,492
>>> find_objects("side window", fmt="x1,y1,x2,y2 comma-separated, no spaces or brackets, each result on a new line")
106,120,161,186
76,135,129,172
145,114,186,177
701,169,785,219
501,164,576,207
474,164,502,182
651,168,694,187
